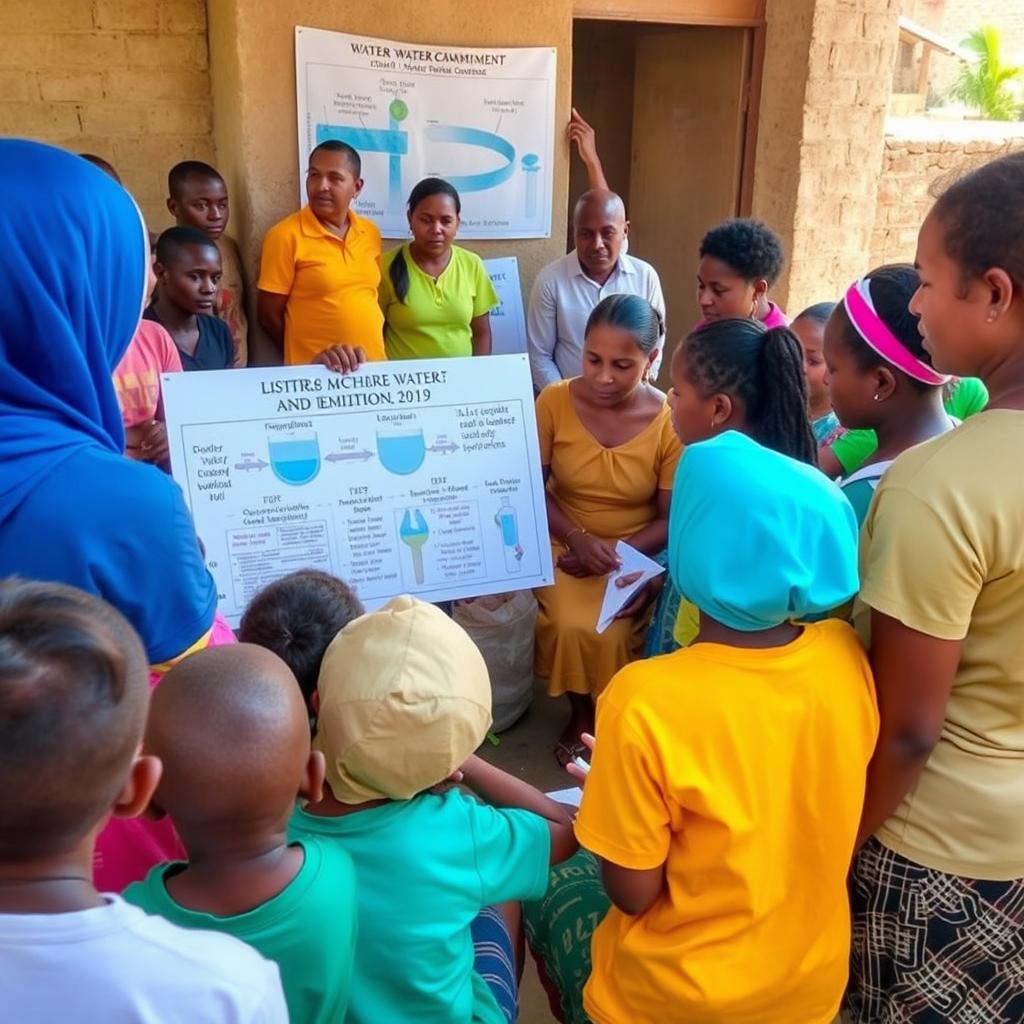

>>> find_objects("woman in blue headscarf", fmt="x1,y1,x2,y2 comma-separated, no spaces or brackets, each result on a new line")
0,139,218,663
0,139,227,889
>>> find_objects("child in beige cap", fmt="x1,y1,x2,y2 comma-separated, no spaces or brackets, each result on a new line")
289,595,576,1024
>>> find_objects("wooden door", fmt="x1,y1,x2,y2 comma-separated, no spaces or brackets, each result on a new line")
628,26,752,378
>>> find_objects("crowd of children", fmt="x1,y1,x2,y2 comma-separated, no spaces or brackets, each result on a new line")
1,119,1023,1024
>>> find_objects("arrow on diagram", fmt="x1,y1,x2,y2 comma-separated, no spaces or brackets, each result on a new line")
428,441,460,455
326,449,375,463
235,458,268,471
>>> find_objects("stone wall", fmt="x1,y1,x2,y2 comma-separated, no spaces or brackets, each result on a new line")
900,0,1024,102
0,0,214,229
754,0,901,315
869,128,1024,266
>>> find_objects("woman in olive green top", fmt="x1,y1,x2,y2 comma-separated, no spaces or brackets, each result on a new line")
380,178,498,360
848,151,1024,1022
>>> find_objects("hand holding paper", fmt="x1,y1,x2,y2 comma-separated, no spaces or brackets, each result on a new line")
595,542,665,634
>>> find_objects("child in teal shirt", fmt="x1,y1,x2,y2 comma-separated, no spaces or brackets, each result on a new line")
125,644,356,1024
290,595,576,1024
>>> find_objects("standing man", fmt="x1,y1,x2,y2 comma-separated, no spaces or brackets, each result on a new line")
528,190,664,392
257,141,385,366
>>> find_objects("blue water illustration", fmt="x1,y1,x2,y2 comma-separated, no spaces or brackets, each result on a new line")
316,101,516,216
497,507,519,546
522,154,540,218
495,498,523,573
268,437,321,486
377,430,426,476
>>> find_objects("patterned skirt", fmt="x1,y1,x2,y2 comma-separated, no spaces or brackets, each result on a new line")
848,836,1024,1023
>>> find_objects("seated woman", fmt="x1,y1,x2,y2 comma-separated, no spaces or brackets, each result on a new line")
380,178,498,359
0,140,233,892
534,294,681,765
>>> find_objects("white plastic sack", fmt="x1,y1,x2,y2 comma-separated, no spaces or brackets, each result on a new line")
454,590,537,732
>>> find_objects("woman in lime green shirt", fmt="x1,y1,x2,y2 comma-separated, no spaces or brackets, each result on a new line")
380,178,498,360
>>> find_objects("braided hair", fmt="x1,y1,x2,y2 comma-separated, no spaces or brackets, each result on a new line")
682,318,818,465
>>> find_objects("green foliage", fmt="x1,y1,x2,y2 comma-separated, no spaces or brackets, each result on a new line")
950,24,1022,121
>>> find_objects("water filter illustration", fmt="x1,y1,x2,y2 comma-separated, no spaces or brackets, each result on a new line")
400,508,430,585
494,497,523,573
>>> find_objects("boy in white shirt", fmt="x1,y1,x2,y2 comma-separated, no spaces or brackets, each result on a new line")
0,579,287,1024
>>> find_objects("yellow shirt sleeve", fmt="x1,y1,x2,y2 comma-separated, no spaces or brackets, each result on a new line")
575,678,672,870
535,385,557,466
859,482,984,640
257,221,296,296
657,415,683,490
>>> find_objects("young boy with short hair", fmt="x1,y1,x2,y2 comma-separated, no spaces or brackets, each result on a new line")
238,568,365,712
167,160,249,366
0,580,287,1023
125,643,358,1024
290,595,576,1024
146,226,235,371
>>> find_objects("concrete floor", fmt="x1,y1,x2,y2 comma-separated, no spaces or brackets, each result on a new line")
478,678,576,1023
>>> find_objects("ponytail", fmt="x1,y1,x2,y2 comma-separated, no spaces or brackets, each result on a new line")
390,247,411,303
683,318,818,466
751,327,818,465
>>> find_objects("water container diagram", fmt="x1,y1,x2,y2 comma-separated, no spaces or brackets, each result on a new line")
295,26,556,239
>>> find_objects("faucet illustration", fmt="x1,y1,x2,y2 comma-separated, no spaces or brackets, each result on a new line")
400,509,430,585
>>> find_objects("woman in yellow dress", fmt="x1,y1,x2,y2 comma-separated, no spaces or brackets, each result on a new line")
535,293,682,764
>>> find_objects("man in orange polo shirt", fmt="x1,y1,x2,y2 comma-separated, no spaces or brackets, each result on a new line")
257,141,386,365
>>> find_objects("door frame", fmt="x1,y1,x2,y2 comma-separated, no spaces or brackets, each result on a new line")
571,0,765,216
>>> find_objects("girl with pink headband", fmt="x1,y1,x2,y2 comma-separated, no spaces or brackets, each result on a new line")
821,264,955,524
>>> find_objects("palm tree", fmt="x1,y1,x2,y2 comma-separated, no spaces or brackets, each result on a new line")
950,25,1022,121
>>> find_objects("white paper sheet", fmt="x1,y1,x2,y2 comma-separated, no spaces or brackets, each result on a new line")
595,541,665,634
546,786,582,808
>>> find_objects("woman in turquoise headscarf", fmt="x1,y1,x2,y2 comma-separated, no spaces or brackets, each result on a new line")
0,140,230,890
529,433,877,1024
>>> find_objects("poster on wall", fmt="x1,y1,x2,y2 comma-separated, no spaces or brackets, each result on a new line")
295,26,556,239
162,355,553,625
483,257,527,355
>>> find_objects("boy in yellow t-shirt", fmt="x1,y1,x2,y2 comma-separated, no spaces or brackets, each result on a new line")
574,431,878,1024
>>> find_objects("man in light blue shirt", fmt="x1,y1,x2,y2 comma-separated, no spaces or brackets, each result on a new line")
528,190,665,391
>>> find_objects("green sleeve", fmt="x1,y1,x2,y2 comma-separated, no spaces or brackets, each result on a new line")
471,254,500,317
945,377,988,420
378,246,399,315
828,428,879,475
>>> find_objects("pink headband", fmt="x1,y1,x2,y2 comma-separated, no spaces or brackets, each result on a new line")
843,278,949,387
